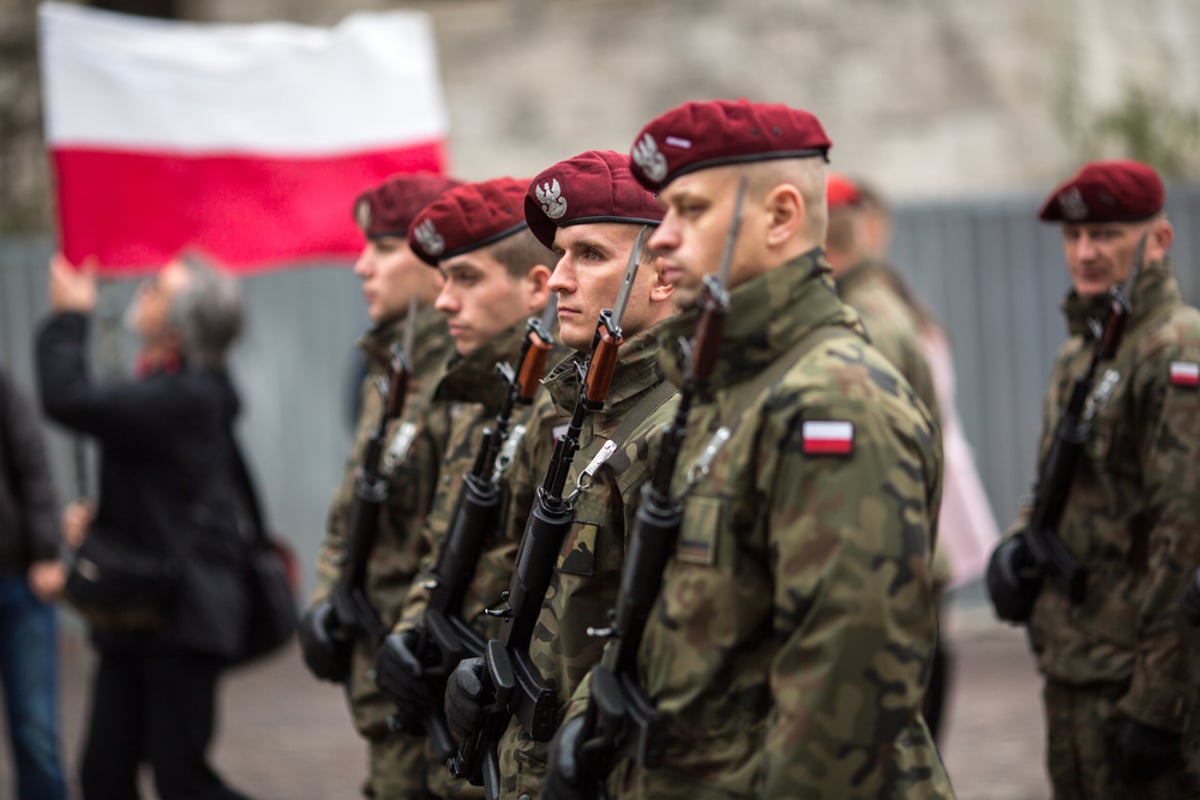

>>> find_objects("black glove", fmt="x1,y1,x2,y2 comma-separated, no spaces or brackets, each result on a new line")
986,535,1040,623
1111,718,1183,782
543,714,590,800
374,630,428,727
1181,568,1200,627
297,599,351,683
445,656,486,742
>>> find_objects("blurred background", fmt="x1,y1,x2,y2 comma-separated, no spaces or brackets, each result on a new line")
1,0,1199,797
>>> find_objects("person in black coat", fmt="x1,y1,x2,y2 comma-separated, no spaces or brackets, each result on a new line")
36,252,253,800
0,366,68,800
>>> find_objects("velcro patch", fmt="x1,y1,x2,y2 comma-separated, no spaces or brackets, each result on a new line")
801,420,854,456
1169,361,1199,387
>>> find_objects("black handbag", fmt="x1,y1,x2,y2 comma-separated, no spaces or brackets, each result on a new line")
64,533,180,628
229,438,300,665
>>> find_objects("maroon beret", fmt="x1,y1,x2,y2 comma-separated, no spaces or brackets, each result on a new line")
1038,160,1164,223
408,176,531,266
826,173,861,209
524,150,665,250
629,98,832,190
352,172,462,239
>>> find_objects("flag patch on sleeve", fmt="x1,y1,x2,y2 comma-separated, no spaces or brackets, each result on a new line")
1169,361,1200,387
801,420,855,455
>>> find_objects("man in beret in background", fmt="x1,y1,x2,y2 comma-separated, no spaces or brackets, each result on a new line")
988,160,1200,798
299,172,459,799
373,174,564,798
824,172,958,741
435,150,679,800
547,99,952,798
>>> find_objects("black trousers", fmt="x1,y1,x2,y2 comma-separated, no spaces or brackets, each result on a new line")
80,648,250,800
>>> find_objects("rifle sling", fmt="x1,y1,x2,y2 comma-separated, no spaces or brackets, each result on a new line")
593,381,678,477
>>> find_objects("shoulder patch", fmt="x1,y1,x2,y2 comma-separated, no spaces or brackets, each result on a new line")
1169,361,1199,387
801,420,854,456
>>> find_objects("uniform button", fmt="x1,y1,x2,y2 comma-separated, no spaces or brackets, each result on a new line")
519,795,531,800
366,668,376,681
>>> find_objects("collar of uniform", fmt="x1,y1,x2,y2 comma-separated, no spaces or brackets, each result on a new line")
541,326,667,420
657,248,864,391
832,255,881,296
432,318,529,412
356,302,450,376
1061,258,1179,338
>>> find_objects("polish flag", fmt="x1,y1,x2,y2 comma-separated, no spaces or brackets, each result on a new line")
38,3,450,275
1169,361,1200,387
801,420,855,456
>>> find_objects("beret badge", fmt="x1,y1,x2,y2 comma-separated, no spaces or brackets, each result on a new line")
1058,187,1088,222
413,219,445,257
535,178,568,220
354,197,372,231
632,133,668,184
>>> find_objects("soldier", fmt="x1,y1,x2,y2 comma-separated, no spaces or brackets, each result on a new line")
448,150,680,800
546,99,952,798
373,175,562,798
987,160,1200,798
298,172,459,799
825,172,954,740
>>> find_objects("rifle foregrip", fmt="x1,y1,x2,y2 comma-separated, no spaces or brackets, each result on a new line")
517,335,553,401
690,310,725,380
585,331,621,404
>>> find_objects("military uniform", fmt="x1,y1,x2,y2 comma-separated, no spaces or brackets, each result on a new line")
394,320,571,800
1024,259,1200,798
312,305,454,798
495,330,678,800
567,251,953,799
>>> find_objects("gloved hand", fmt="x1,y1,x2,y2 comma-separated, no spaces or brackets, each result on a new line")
297,599,351,683
374,629,427,727
986,535,1040,623
1111,717,1183,782
1181,568,1200,627
445,656,487,742
543,714,590,800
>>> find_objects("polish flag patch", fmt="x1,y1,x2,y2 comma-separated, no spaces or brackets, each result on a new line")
801,420,855,456
1169,361,1200,387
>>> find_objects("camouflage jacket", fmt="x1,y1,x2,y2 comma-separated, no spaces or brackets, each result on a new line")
312,304,454,736
837,258,951,590
570,250,952,799
1025,259,1200,734
496,329,679,800
397,320,571,639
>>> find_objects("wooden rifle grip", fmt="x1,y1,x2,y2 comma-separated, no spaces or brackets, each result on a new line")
517,334,552,402
586,328,621,404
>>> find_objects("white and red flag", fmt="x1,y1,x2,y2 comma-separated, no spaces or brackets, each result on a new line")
38,2,450,275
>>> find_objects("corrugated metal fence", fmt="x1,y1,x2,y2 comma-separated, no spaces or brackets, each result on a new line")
3,188,1199,596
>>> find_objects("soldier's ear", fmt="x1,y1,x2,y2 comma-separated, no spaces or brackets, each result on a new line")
1146,218,1174,263
763,183,804,248
524,264,553,313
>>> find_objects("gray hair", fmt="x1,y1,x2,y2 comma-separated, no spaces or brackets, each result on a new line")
167,254,245,370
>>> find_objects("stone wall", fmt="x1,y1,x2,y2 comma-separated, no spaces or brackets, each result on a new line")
4,0,1198,233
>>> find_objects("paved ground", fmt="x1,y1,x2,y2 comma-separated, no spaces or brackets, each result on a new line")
1,599,1050,799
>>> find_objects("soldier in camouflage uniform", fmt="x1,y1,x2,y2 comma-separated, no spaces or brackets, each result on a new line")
987,160,1200,799
372,176,564,798
298,173,459,799
546,99,953,799
438,151,679,800
825,171,955,740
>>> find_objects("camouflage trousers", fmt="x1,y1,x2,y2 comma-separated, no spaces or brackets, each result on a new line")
497,720,550,800
347,643,429,799
1043,680,1200,800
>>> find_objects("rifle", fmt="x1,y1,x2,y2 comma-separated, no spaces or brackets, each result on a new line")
567,178,747,798
1018,235,1143,605
450,228,649,799
329,297,419,658
393,309,556,761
